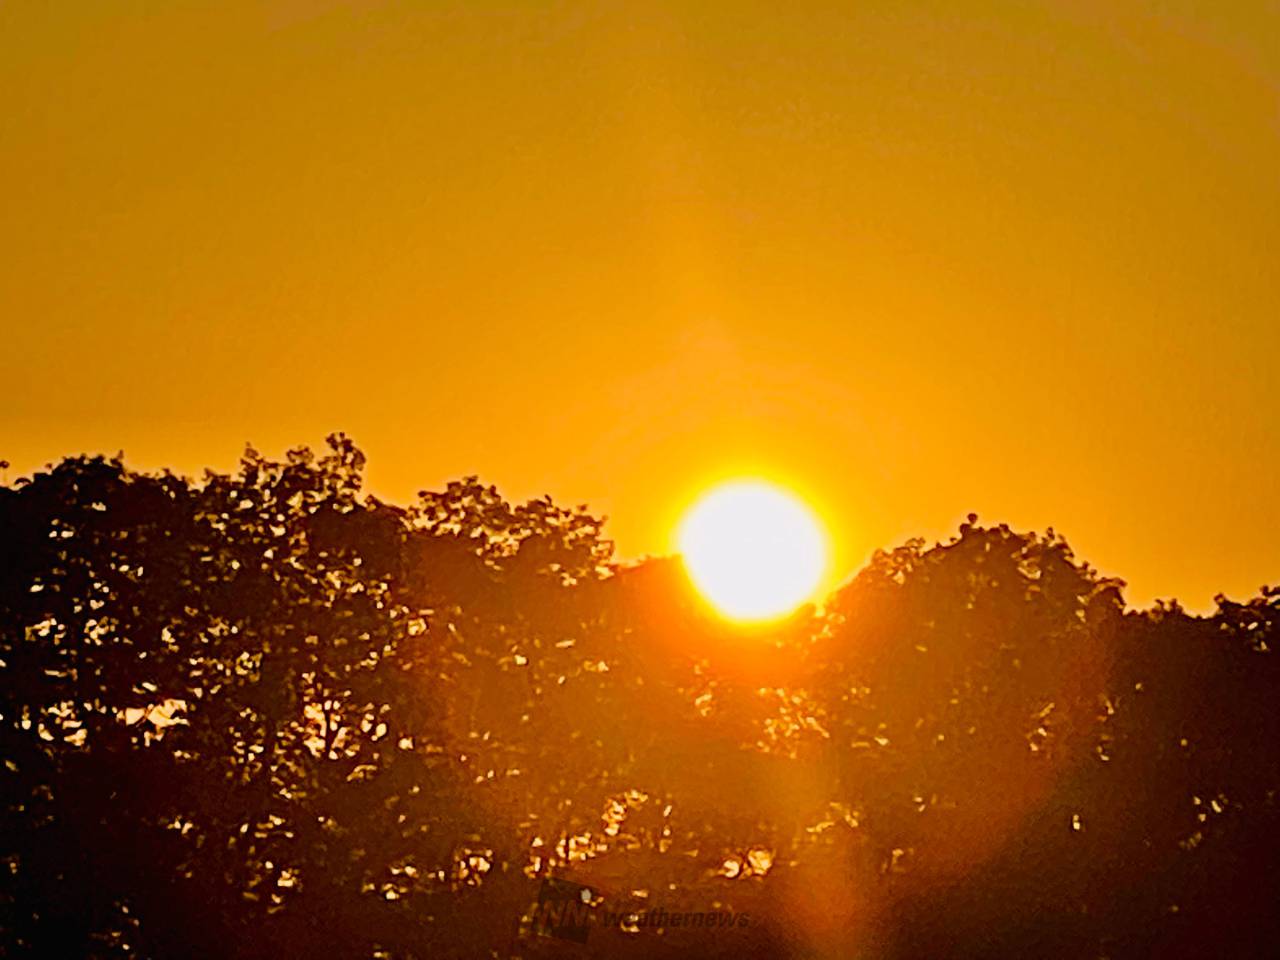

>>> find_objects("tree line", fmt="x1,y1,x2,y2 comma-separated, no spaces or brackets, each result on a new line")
2,436,1277,958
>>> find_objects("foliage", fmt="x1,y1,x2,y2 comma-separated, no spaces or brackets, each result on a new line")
1,442,1277,958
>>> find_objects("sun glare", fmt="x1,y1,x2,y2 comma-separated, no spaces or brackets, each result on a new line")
677,480,828,622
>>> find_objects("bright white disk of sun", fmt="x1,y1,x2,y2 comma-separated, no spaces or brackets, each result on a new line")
677,480,828,621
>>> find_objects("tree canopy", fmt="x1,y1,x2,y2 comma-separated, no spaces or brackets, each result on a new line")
2,438,1277,958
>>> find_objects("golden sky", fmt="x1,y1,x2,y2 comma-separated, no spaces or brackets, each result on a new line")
2,1,1276,609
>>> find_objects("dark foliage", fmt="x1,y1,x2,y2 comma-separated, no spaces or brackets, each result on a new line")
2,439,1276,958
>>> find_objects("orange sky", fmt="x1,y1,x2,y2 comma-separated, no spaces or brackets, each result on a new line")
2,1,1277,610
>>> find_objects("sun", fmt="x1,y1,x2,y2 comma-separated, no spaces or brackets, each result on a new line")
677,480,828,622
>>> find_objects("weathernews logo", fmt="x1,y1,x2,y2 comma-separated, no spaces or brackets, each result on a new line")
527,877,751,945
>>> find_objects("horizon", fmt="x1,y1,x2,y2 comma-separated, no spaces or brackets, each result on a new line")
2,437,1257,615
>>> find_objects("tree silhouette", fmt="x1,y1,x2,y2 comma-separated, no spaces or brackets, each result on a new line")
1,438,1276,958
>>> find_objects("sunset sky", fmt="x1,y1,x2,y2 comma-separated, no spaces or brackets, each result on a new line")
2,0,1276,610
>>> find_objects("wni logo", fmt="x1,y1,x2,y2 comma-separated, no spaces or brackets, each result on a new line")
530,877,595,944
